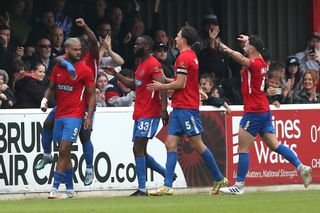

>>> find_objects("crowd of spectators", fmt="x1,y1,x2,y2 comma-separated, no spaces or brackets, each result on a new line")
1,0,320,109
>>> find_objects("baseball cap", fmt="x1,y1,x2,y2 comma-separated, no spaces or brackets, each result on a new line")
285,56,300,67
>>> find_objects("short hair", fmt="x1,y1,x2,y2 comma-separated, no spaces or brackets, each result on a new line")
180,25,197,46
64,38,81,48
249,35,265,54
0,69,9,84
269,61,285,72
140,35,154,51
0,24,10,31
267,70,282,82
200,73,215,85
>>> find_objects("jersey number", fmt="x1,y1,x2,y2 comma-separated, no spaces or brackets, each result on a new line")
138,122,150,131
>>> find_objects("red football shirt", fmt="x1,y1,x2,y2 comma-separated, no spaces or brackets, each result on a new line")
50,62,95,119
133,56,164,120
81,51,98,104
241,57,270,113
171,49,199,110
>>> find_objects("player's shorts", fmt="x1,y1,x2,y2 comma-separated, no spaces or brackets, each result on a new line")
168,108,204,137
240,111,275,137
47,107,57,121
53,118,83,143
132,117,160,142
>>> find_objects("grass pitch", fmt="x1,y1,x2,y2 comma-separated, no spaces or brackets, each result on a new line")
1,190,319,213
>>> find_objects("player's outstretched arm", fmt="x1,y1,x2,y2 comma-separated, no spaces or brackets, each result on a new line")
147,73,186,91
76,18,99,60
219,42,250,67
102,66,135,90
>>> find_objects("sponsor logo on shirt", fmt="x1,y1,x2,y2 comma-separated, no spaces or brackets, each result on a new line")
135,79,143,86
57,84,74,92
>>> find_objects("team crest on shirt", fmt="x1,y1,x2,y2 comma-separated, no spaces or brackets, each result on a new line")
139,70,144,77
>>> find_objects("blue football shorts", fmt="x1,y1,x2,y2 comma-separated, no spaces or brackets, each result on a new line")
46,106,57,121
53,118,83,143
132,117,160,142
168,108,204,137
239,111,275,137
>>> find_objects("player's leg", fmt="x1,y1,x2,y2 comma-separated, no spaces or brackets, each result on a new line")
220,113,258,195
49,118,82,199
131,136,149,196
149,110,182,196
262,133,312,188
35,107,56,170
62,118,82,198
79,129,94,186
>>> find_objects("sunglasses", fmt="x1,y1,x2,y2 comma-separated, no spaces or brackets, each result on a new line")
39,44,51,48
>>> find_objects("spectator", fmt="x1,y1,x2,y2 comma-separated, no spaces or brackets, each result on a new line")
295,33,320,73
9,58,25,89
24,38,54,86
86,0,108,31
0,69,15,108
8,0,32,45
265,70,283,107
153,42,174,78
52,0,73,38
95,72,109,107
105,68,135,107
26,10,56,46
49,26,65,58
0,25,19,73
290,70,320,104
154,29,178,67
14,62,49,108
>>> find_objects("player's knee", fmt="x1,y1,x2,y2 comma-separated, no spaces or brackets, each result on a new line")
79,131,91,143
133,144,145,157
43,119,54,129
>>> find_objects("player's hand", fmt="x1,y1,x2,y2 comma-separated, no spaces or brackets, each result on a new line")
237,34,249,43
160,109,169,126
147,80,163,91
75,18,86,27
83,118,93,130
40,98,48,112
102,66,116,76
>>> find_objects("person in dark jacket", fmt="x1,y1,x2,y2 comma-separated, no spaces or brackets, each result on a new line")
14,62,51,108
0,69,15,108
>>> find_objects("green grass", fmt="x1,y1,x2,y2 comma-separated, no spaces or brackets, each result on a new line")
1,191,319,213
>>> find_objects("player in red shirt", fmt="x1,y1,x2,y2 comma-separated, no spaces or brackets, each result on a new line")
217,33,312,195
104,35,169,196
147,25,227,196
41,37,96,199
36,18,100,187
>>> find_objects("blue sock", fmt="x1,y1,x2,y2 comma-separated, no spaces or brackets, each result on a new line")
146,154,166,178
64,168,74,190
53,172,65,189
201,148,223,181
82,141,94,169
236,153,249,182
274,144,301,168
164,152,177,187
41,128,53,154
135,156,146,190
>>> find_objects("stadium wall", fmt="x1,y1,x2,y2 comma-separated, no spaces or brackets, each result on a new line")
0,105,319,194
